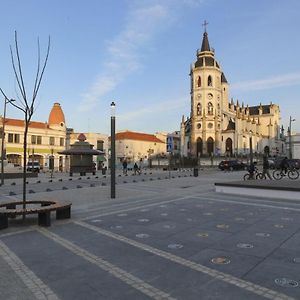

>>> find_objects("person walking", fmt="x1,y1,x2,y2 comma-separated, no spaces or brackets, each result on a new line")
133,162,140,175
122,160,128,175
262,154,272,180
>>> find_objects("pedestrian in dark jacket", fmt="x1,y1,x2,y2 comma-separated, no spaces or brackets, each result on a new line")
262,154,272,180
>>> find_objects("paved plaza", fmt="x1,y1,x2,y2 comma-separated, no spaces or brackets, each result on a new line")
0,169,300,299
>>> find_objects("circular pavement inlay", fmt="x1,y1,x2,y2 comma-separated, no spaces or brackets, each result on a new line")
216,224,229,229
211,257,231,265
274,278,299,288
110,225,123,229
168,243,183,249
274,224,284,228
163,224,175,229
293,258,300,264
235,217,245,221
138,218,149,222
117,213,128,217
255,233,270,237
197,232,209,237
136,233,150,239
237,243,254,249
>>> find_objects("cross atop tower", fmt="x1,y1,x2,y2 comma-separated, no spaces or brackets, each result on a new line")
202,20,209,32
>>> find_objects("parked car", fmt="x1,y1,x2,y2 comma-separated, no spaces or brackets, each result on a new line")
218,160,246,171
26,161,41,173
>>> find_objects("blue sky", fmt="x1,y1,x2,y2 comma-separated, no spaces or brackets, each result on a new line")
1,0,300,134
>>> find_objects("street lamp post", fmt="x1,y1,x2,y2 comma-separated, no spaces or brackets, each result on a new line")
110,102,116,199
289,116,296,159
1,98,15,186
249,130,253,166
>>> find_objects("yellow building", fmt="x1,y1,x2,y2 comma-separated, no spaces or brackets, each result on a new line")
180,29,284,157
0,103,67,170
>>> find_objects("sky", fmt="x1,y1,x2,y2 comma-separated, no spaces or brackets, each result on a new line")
0,0,300,135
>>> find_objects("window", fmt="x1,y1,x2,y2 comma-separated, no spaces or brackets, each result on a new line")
208,75,212,87
208,123,213,129
208,102,214,115
197,103,202,116
8,133,14,143
49,137,55,145
60,138,64,147
14,134,20,143
31,135,36,144
197,76,201,87
197,123,201,129
37,136,42,145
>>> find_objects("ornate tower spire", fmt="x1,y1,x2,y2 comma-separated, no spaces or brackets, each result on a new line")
201,31,210,52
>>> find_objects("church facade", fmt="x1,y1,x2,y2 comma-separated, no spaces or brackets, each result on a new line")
180,30,284,158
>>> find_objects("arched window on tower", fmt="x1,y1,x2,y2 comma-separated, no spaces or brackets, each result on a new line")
208,75,213,87
197,103,202,116
208,102,213,115
197,76,201,87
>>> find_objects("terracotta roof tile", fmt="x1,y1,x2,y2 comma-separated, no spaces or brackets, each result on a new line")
113,131,164,143
4,118,49,129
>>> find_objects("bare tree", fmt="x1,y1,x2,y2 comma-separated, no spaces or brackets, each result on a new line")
0,31,50,220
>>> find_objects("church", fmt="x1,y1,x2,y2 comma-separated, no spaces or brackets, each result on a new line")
180,28,283,158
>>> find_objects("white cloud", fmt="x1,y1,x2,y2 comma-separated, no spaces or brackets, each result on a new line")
231,72,300,92
78,3,170,112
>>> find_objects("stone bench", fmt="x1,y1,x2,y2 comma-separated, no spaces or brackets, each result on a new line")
0,200,71,230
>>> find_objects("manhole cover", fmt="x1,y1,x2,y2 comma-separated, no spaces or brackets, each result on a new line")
274,224,284,228
117,213,127,217
160,213,168,216
91,219,102,223
197,232,209,237
216,224,229,229
274,278,298,288
211,257,231,265
135,233,149,239
237,243,254,249
255,233,270,237
235,217,245,221
293,258,300,264
163,224,175,229
168,243,183,249
138,218,149,222
203,212,213,216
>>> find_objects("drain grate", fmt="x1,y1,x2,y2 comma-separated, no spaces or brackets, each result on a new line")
237,243,254,249
275,278,299,288
168,243,183,249
211,257,231,265
136,233,149,239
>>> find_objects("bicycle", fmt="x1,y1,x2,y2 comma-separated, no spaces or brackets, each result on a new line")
243,167,266,180
272,168,299,180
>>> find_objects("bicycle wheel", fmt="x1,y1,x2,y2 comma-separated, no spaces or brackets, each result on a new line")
256,173,266,180
273,170,283,180
288,169,299,180
243,173,250,180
